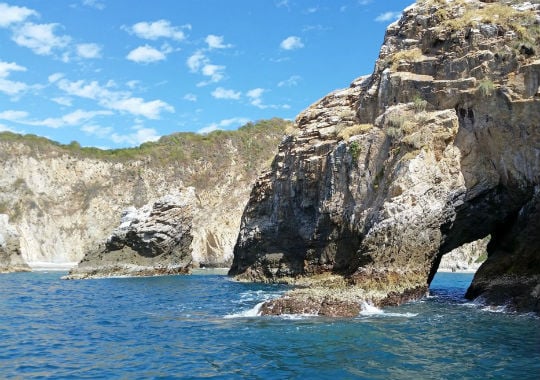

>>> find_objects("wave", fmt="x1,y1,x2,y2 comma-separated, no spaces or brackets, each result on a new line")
359,302,418,318
223,301,265,319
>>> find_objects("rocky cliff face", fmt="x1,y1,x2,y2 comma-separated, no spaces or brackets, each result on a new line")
230,0,540,315
0,119,290,271
66,189,195,279
438,237,488,272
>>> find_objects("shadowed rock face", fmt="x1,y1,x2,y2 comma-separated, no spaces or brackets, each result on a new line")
230,0,540,315
66,189,195,279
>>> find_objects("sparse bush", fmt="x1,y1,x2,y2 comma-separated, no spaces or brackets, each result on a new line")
349,141,361,163
478,79,495,97
390,48,424,70
413,95,427,113
337,124,373,141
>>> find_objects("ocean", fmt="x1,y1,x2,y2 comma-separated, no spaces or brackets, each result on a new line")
0,270,538,379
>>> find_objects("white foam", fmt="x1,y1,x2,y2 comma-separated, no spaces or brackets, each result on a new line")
359,301,418,318
224,301,264,319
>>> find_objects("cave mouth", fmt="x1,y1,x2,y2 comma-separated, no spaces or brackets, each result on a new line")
428,236,490,298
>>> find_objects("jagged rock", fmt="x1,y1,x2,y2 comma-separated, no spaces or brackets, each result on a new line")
0,214,30,273
66,189,195,279
230,0,540,315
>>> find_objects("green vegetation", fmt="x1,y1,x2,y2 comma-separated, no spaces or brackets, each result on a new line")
349,141,361,163
478,79,495,97
413,95,427,113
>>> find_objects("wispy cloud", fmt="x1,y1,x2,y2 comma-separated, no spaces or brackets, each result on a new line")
111,125,161,145
211,87,240,100
198,117,250,134
52,76,174,119
0,60,29,96
125,19,187,41
76,43,101,59
183,93,197,102
82,0,105,10
375,11,401,23
81,124,113,138
0,3,37,28
205,35,232,49
187,50,225,86
12,22,71,56
0,109,113,128
278,75,301,87
280,36,304,50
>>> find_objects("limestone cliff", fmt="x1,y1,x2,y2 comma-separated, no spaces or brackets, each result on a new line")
230,0,540,315
66,189,195,279
0,119,290,271
438,237,488,272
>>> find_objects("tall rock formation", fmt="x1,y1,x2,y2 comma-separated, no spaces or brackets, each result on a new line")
230,0,540,315
0,119,290,271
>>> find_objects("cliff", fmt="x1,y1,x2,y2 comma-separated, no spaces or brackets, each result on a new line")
230,0,540,315
0,119,291,271
0,214,30,273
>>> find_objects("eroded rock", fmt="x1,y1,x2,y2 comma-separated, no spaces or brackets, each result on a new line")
231,0,540,315
0,214,30,273
66,189,195,279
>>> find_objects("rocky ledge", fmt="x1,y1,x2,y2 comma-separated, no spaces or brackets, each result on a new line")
0,214,30,273
230,0,540,316
66,188,195,279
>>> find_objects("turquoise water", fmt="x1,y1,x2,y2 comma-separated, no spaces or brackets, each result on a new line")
0,271,538,379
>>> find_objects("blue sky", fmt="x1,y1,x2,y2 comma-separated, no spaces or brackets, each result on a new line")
0,0,413,148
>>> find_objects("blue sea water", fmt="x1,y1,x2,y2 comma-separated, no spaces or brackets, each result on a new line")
0,271,539,379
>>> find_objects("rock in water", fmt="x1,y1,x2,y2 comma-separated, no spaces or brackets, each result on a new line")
230,0,540,315
0,214,30,273
66,188,196,279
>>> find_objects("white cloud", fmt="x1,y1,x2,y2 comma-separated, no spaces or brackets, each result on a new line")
375,11,401,22
0,61,26,78
187,50,226,86
280,36,304,50
127,19,186,41
187,50,206,72
0,109,112,128
198,117,250,134
201,64,225,83
246,88,265,108
0,3,37,28
76,43,101,59
111,126,161,145
108,98,174,119
205,35,231,49
82,0,105,10
48,72,64,83
81,124,112,138
12,22,71,55
56,78,175,119
183,93,197,102
0,110,29,121
278,75,301,87
126,45,166,63
0,60,28,96
211,87,240,100
51,96,72,106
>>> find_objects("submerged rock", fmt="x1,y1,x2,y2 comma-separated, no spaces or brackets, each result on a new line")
231,0,540,315
0,214,30,273
66,188,196,279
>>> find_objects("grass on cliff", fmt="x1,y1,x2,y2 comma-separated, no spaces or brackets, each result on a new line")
423,0,540,44
0,118,293,188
